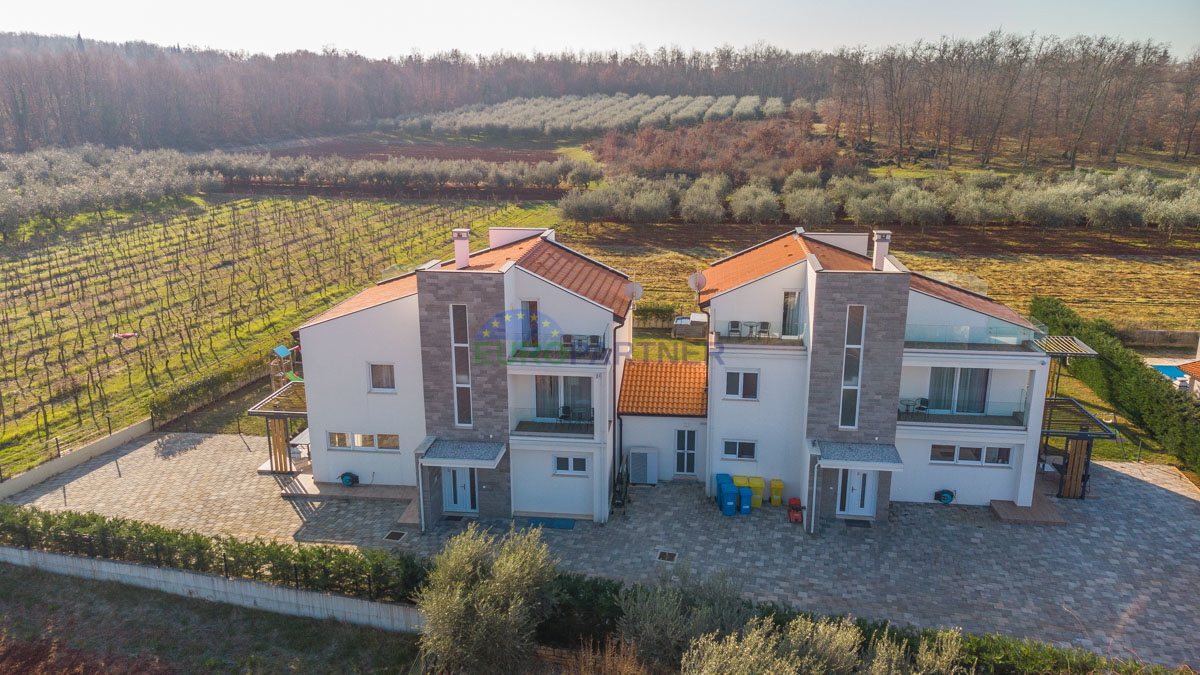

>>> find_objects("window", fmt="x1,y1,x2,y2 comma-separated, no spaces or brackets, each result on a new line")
839,305,866,428
369,363,395,392
378,434,400,450
554,456,588,475
328,432,349,449
782,291,802,338
521,300,538,347
928,367,991,414
352,433,375,449
985,446,1013,465
724,370,759,399
722,440,756,460
450,304,472,426
675,429,697,474
930,444,956,462
534,375,593,420
930,444,1012,466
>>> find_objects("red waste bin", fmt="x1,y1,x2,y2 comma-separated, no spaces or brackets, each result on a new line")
787,497,804,524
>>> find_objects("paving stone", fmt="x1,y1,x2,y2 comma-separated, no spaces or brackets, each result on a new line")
7,434,1198,668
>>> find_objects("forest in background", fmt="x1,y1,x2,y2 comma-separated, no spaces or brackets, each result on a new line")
0,31,1198,166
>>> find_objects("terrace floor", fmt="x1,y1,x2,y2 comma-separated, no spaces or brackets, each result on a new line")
897,411,1025,427
6,433,1199,668
512,420,594,436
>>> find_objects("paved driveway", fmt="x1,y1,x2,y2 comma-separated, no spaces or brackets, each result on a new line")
7,433,1199,667
6,433,407,548
402,462,1200,669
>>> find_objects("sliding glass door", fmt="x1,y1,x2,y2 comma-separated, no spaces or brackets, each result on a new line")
534,375,592,420
928,367,989,414
535,375,560,418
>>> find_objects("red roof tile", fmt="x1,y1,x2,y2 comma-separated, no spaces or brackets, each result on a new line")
1179,361,1200,379
697,231,872,304
618,360,707,417
299,274,418,329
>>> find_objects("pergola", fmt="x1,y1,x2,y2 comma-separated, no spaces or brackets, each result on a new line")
247,381,307,473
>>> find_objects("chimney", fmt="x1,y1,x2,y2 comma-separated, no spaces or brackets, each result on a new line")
872,230,892,271
452,228,471,269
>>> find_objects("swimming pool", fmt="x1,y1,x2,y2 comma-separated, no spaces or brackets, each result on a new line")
1153,365,1187,379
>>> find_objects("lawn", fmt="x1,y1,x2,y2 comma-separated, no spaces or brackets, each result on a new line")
0,562,419,673
631,328,706,362
160,378,273,436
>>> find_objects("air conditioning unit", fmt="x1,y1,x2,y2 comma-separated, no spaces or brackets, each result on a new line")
629,448,658,485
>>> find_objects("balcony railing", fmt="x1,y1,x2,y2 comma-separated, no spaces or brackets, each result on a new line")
715,321,805,347
510,407,596,438
897,397,1029,428
508,335,610,366
904,323,1040,351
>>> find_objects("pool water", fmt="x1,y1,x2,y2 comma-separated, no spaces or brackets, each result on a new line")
1153,365,1187,379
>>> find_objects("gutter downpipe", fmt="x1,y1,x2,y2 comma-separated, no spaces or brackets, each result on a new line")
808,455,821,535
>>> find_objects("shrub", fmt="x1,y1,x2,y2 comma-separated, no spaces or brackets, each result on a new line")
729,184,781,225
890,186,946,230
783,169,823,192
949,189,1009,227
680,185,726,225
619,189,673,224
1008,188,1080,229
845,195,896,227
1085,192,1147,230
633,300,679,324
417,523,557,675
963,170,1005,191
784,188,837,226
538,572,625,647
1145,193,1200,238
617,566,754,671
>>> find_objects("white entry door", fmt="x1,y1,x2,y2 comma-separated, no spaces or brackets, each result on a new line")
443,467,478,513
836,469,878,517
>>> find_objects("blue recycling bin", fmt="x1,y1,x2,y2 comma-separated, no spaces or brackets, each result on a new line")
715,474,733,503
738,487,753,515
719,485,737,516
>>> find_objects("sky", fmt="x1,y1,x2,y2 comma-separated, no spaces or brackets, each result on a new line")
6,0,1199,58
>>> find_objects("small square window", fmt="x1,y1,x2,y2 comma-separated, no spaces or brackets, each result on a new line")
353,433,375,449
555,456,570,472
370,364,395,391
985,447,1012,465
328,432,349,449
723,440,755,459
725,371,740,396
572,457,587,472
378,434,400,450
930,444,955,462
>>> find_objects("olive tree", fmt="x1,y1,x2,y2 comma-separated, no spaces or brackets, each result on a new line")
844,194,896,227
680,185,726,226
784,188,836,226
416,524,557,675
729,184,781,228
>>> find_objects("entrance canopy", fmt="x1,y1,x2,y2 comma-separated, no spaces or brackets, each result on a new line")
814,440,904,472
419,438,507,469
247,382,308,418
1041,398,1117,440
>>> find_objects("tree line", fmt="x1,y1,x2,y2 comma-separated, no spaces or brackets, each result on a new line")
0,145,600,243
1,31,1197,161
560,167,1200,235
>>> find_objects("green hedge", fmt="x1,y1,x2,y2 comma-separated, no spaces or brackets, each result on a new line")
1030,296,1200,472
0,504,429,603
146,346,275,424
0,503,1180,673
633,300,681,323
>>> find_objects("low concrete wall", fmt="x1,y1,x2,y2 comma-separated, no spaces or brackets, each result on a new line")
0,418,153,500
0,546,423,633
1121,329,1199,350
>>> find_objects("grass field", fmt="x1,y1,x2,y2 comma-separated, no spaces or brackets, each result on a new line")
0,562,419,673
0,197,562,475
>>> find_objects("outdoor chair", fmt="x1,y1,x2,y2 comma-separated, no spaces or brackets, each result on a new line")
560,334,573,353
756,321,771,338
915,397,929,421
728,321,741,337
558,406,573,424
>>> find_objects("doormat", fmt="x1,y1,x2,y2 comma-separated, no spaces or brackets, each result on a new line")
527,517,575,530
844,520,871,528
444,515,464,522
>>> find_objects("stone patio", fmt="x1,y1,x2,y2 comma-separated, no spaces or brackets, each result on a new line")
6,432,1199,667
6,433,408,548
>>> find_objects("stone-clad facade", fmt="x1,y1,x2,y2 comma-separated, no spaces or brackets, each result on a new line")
805,270,911,444
416,269,512,519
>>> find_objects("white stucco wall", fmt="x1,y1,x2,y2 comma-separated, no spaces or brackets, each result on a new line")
906,291,1035,344
511,269,613,345
706,347,809,501
620,415,708,482
510,444,598,519
707,262,807,338
891,429,1030,505
898,364,1034,416
300,295,425,486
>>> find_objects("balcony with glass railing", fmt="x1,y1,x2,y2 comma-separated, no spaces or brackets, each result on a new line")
506,332,611,366
897,396,1030,428
904,320,1042,352
509,406,596,438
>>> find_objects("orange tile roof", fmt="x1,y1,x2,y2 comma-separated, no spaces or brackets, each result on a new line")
299,274,419,329
300,230,632,329
618,360,707,417
1179,361,1200,379
697,231,872,304
909,273,1035,330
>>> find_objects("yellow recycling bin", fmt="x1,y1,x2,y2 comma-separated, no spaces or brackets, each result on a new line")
732,475,749,488
770,479,785,506
748,476,765,508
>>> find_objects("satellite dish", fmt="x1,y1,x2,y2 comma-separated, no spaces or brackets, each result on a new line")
624,281,645,301
687,272,707,292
